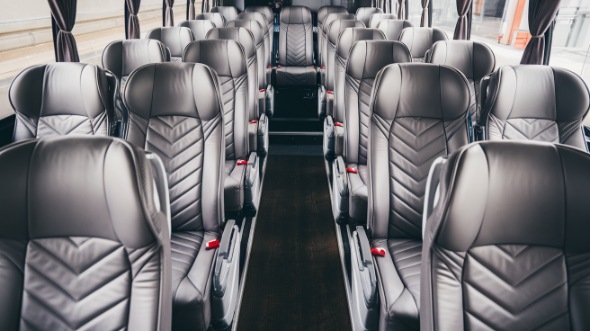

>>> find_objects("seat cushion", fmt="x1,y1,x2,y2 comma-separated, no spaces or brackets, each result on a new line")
275,66,317,87
171,231,217,331
348,164,369,223
224,160,246,213
373,238,421,331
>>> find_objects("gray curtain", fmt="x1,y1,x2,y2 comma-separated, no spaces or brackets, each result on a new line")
453,0,472,39
48,0,79,62
521,0,561,64
397,0,406,20
165,0,175,26
126,0,141,39
189,0,196,20
420,0,429,27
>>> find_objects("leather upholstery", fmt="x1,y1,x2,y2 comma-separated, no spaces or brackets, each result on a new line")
355,7,383,27
0,136,171,331
196,13,225,29
184,40,250,213
377,19,413,41
244,6,274,66
343,41,411,223
146,27,194,61
317,6,348,31
276,6,316,86
237,12,270,67
123,62,225,330
479,65,590,150
368,63,471,331
10,63,115,141
325,20,365,92
368,13,397,28
398,27,447,62
320,13,355,67
178,19,217,40
421,141,590,331
227,19,267,89
211,6,239,24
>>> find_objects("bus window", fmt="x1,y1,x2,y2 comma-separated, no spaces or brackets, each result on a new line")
407,0,423,26
432,0,458,31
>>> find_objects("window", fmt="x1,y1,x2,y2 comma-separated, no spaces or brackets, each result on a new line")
173,1,186,25
432,0,458,33
407,0,422,26
140,0,164,35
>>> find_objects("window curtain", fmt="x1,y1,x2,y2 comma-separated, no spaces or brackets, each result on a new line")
189,0,196,20
520,0,561,64
165,0,175,26
397,0,406,20
453,0,472,39
126,0,141,39
420,0,429,27
48,0,79,62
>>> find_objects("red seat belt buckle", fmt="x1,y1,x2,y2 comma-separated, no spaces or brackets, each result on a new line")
346,167,358,174
326,90,334,95
259,89,266,93
320,66,326,70
249,120,258,124
334,121,343,127
237,159,248,166
267,65,272,69
206,239,220,250
371,248,386,257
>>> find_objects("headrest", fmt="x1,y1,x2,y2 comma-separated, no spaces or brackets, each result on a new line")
244,6,274,25
211,6,239,22
146,27,194,58
376,19,413,41
196,13,225,28
183,40,247,79
336,28,386,59
10,63,111,118
178,20,217,40
368,13,397,28
399,27,448,59
237,12,268,35
206,27,256,59
327,19,365,44
372,63,470,120
102,39,169,77
227,19,264,45
124,62,222,120
431,141,590,253
346,41,411,80
355,7,383,26
280,6,313,24
428,40,495,80
0,136,161,248
322,13,355,33
318,6,348,24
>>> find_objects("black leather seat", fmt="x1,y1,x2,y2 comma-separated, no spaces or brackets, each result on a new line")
244,6,275,65
275,6,317,87
123,62,240,330
9,63,117,141
196,13,225,28
178,19,217,40
427,40,495,122
211,6,240,23
0,136,171,330
349,63,471,330
368,13,397,28
421,141,590,330
146,27,194,61
184,40,261,216
317,7,349,67
478,65,590,149
399,27,447,62
376,19,413,40
237,12,271,68
355,7,383,27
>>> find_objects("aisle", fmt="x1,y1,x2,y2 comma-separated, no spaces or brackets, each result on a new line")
236,156,351,331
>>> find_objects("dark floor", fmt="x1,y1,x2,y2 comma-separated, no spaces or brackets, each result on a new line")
236,155,351,331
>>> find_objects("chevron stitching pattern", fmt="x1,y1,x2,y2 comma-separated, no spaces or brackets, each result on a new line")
558,120,582,144
285,25,310,66
20,238,131,330
36,114,107,138
567,251,590,285
463,245,569,330
389,239,422,302
503,118,559,142
389,118,447,238
171,231,204,292
15,113,37,138
146,116,203,231
219,75,238,160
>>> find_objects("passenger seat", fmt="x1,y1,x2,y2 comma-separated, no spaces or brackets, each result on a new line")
178,19,217,40
237,12,271,68
376,19,413,40
399,27,447,62
211,6,240,23
317,6,348,67
368,13,397,28
355,7,383,27
146,27,194,61
244,6,275,65
318,12,355,79
196,13,225,28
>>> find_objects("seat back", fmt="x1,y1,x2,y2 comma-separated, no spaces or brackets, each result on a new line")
399,27,447,62
184,40,250,162
237,12,270,67
325,19,365,91
376,19,413,41
368,13,396,28
244,6,274,65
228,19,267,89
355,7,383,27
321,13,355,67
427,40,495,119
211,6,240,23
10,63,115,141
178,19,217,40
421,141,590,331
317,5,348,31
343,41,411,166
479,65,590,149
124,62,225,234
146,27,194,61
196,13,225,28
207,27,259,120
0,136,171,331
368,63,471,240
278,6,314,66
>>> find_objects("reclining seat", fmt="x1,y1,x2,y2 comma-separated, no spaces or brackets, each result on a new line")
275,6,317,87
178,19,217,40
211,6,240,24
368,13,397,28
0,136,172,330
196,13,225,28
399,27,447,62
377,19,413,41
317,6,348,67
348,63,471,330
355,7,383,27
9,63,116,141
330,41,411,226
102,39,170,136
318,13,355,83
237,12,271,68
184,40,261,216
124,62,241,330
146,27,194,61
207,27,269,159
323,28,385,163
477,65,590,149
427,40,495,123
244,6,275,65
421,141,590,330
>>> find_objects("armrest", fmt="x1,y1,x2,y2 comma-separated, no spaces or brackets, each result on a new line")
145,152,171,237
257,113,269,157
265,84,274,118
318,85,326,118
330,156,349,224
334,122,344,157
104,70,125,137
319,66,326,86
326,90,334,118
323,115,335,161
422,157,445,239
243,152,260,216
224,162,246,214
349,226,379,329
248,121,258,156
